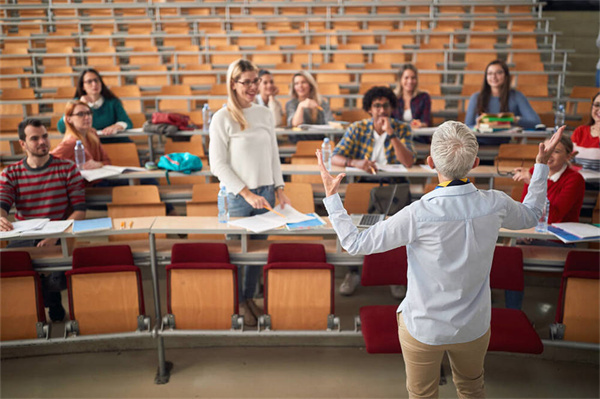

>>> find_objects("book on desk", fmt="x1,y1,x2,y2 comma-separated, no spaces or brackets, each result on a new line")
548,222,600,243
79,165,147,182
72,217,113,234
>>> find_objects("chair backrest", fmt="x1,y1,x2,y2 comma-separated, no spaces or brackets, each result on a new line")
555,250,600,323
267,243,326,263
0,251,46,340
276,182,314,213
489,246,524,291
164,136,206,159
343,182,380,214
67,246,144,335
264,244,334,330
102,142,140,167
495,143,538,173
167,243,237,329
107,186,166,240
361,246,408,286
111,185,161,204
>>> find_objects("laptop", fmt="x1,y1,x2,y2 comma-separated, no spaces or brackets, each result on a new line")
350,185,399,228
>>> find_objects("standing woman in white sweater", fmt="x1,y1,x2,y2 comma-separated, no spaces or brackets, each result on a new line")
209,59,291,326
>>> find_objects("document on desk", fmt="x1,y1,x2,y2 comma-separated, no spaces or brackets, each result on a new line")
0,218,50,239
19,220,73,237
228,205,313,233
548,222,600,243
79,165,147,182
377,164,407,173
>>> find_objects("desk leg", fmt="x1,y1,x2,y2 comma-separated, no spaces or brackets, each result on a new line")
489,176,494,189
241,233,247,253
149,233,171,384
148,135,155,163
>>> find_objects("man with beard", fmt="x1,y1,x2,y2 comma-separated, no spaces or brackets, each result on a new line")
0,118,86,322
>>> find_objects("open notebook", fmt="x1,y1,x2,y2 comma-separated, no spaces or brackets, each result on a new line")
350,185,399,228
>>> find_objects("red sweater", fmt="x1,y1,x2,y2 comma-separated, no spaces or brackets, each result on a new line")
521,166,585,224
571,125,599,149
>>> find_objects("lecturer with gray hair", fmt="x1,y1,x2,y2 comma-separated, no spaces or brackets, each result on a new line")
316,121,565,398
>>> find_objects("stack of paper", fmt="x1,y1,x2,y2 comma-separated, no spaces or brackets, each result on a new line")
548,222,600,243
0,218,74,239
228,205,313,233
79,165,146,182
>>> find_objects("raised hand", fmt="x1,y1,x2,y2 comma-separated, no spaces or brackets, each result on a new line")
536,125,565,164
316,149,345,197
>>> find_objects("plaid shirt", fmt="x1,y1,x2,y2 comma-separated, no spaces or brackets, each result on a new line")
332,118,415,164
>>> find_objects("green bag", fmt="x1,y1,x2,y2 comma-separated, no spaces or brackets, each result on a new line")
157,152,203,184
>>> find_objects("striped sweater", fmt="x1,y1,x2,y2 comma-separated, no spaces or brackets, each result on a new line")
0,155,86,221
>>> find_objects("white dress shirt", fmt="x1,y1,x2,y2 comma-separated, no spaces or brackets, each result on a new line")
324,164,549,345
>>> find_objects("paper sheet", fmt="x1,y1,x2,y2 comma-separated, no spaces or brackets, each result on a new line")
551,223,600,239
19,220,73,237
0,218,50,239
377,164,407,173
79,165,147,181
227,205,313,233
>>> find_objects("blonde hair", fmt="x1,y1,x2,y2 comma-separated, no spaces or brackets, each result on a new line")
226,59,259,131
64,100,100,148
393,63,420,98
290,71,322,104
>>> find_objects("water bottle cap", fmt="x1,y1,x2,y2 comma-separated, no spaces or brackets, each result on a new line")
203,104,209,109
323,138,330,143
76,140,82,145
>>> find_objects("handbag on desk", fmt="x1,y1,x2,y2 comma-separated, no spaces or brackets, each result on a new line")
157,152,203,184
151,112,196,131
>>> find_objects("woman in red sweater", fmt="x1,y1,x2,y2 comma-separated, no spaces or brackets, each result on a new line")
513,134,585,224
572,92,600,171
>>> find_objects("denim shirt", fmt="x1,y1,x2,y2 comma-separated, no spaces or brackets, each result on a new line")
324,164,549,345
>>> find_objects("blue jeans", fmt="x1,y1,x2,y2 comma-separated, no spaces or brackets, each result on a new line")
222,185,275,302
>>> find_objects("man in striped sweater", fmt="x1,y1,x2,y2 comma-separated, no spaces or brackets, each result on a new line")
0,118,86,322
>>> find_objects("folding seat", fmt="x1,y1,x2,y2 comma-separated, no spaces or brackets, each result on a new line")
181,64,217,87
252,45,284,66
211,45,241,66
260,243,338,331
163,243,242,330
343,182,380,214
64,245,150,336
291,44,323,66
333,44,364,65
172,45,202,66
86,46,117,67
43,46,76,67
0,47,31,68
158,84,193,112
315,63,351,85
357,247,408,353
41,66,75,90
550,251,599,344
107,186,166,241
136,65,170,88
129,46,162,66
272,62,303,85
487,246,543,353
0,67,28,89
568,86,597,116
1,251,50,341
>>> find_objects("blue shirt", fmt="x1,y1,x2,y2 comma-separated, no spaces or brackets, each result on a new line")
323,164,549,345
465,90,541,130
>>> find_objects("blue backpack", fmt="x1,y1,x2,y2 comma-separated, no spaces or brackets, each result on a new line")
157,152,203,184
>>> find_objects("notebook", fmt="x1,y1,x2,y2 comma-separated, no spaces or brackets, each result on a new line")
72,217,113,234
350,185,398,228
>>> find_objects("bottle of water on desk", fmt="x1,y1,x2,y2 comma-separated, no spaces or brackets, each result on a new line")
535,198,550,232
217,185,229,223
555,104,565,131
321,137,332,171
74,140,85,170
202,103,211,133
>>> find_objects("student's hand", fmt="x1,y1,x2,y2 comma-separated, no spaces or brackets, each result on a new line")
271,85,279,97
300,98,319,110
316,149,345,197
536,125,565,164
83,160,103,170
240,189,271,209
0,216,13,231
512,167,531,184
379,116,393,135
353,159,378,174
276,189,291,209
37,238,59,247
99,124,122,135
410,119,422,129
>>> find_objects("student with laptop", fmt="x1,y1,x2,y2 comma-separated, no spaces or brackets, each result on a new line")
318,121,564,399
331,86,416,297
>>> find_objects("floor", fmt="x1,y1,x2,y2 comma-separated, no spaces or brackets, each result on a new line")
2,273,599,398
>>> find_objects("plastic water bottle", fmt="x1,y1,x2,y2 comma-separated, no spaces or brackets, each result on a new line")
74,140,85,169
202,103,210,133
217,185,229,223
555,104,565,131
321,137,332,171
535,198,550,233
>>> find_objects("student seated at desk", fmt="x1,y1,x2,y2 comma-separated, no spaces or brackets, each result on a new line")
331,86,416,298
465,60,541,146
56,68,133,144
572,92,600,172
285,71,334,142
0,118,86,322
391,63,432,129
256,69,284,128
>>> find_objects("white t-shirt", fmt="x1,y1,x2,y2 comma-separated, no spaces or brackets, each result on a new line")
208,103,285,195
403,108,413,123
372,129,388,166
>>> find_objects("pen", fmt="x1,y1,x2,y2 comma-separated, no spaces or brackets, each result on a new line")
264,206,285,218
120,221,125,230
129,221,134,229
316,105,324,112
364,157,377,174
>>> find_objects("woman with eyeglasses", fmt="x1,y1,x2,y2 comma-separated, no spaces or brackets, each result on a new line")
256,69,284,127
57,68,133,143
465,60,540,145
285,71,334,141
51,100,110,170
571,92,600,171
209,59,291,327
391,64,432,129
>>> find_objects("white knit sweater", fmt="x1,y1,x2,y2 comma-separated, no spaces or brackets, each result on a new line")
208,103,285,195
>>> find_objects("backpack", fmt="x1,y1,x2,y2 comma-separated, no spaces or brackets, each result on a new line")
157,152,203,184
151,112,196,131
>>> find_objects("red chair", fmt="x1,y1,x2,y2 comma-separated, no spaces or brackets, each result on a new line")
551,251,599,343
65,245,149,336
1,251,49,341
164,243,241,330
488,246,543,354
358,247,407,354
262,243,337,330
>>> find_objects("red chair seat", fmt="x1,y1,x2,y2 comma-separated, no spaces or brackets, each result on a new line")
489,308,543,354
359,305,402,354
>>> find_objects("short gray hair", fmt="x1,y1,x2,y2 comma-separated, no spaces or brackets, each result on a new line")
430,121,479,180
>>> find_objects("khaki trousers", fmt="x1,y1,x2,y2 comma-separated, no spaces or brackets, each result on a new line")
397,313,491,399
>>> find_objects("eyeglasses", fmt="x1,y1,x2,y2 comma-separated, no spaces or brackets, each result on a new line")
495,158,524,177
72,111,92,118
486,71,505,77
592,102,600,108
236,78,261,87
83,78,100,85
372,102,391,110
